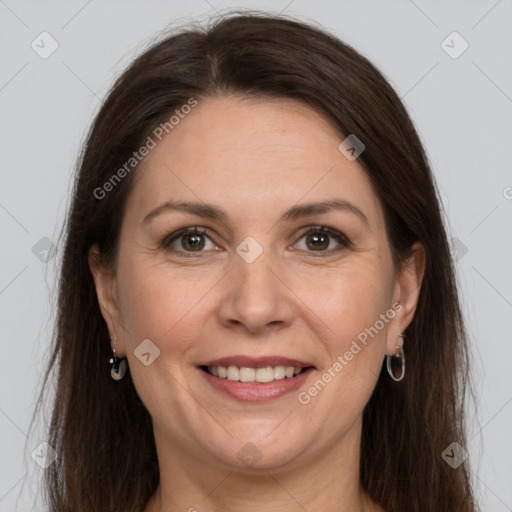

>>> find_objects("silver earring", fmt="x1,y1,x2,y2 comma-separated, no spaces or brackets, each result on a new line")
109,346,127,381
386,334,405,382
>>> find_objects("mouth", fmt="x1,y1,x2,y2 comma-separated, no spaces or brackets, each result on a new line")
199,364,313,383
197,356,315,401
198,355,315,383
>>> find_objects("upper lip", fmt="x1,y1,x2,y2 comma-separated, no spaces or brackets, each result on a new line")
199,355,315,369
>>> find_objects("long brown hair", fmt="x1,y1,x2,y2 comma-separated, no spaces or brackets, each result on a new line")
32,11,478,511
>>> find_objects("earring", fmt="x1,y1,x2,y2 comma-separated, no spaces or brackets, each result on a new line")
109,345,127,381
386,334,405,382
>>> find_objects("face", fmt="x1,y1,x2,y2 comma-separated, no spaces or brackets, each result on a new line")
90,95,423,473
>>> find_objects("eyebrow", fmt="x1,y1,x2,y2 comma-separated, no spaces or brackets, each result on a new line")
142,199,369,228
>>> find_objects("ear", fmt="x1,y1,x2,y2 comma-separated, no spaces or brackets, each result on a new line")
88,244,126,357
386,241,426,356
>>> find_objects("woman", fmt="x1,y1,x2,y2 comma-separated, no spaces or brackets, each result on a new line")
35,12,478,512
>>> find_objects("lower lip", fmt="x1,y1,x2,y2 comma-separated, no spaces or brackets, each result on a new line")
198,367,314,402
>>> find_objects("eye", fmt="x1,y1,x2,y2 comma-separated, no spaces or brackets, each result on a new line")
295,226,351,254
161,227,218,255
161,225,351,257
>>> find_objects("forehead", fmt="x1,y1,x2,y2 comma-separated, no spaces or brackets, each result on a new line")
125,95,384,230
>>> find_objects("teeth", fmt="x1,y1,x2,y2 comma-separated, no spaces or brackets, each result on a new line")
206,365,305,383
273,366,286,380
239,367,255,382
255,367,274,383
227,366,240,381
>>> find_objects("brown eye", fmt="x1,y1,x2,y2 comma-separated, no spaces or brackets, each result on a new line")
162,227,216,255
181,232,206,251
296,226,350,254
305,231,330,251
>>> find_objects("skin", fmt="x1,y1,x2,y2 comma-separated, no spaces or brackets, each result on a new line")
89,95,425,512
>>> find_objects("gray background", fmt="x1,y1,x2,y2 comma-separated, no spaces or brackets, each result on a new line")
1,0,511,510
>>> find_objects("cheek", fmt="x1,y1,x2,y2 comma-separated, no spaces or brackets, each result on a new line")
118,271,171,343
116,252,229,368
292,259,393,408
301,272,389,388
115,259,212,419
295,259,393,350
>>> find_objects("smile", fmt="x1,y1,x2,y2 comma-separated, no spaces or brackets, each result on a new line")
202,364,305,383
198,363,315,402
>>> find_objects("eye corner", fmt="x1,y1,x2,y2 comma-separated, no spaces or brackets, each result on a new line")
296,225,351,253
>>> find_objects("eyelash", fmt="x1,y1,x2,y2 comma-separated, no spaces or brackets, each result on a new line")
161,225,351,258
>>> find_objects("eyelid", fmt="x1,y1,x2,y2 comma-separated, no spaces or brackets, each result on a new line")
161,224,351,255
295,225,352,252
160,226,214,250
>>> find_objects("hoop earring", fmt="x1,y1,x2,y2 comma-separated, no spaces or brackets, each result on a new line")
109,345,127,381
386,334,405,382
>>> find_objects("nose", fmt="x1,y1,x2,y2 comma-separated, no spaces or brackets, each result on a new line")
216,245,297,335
